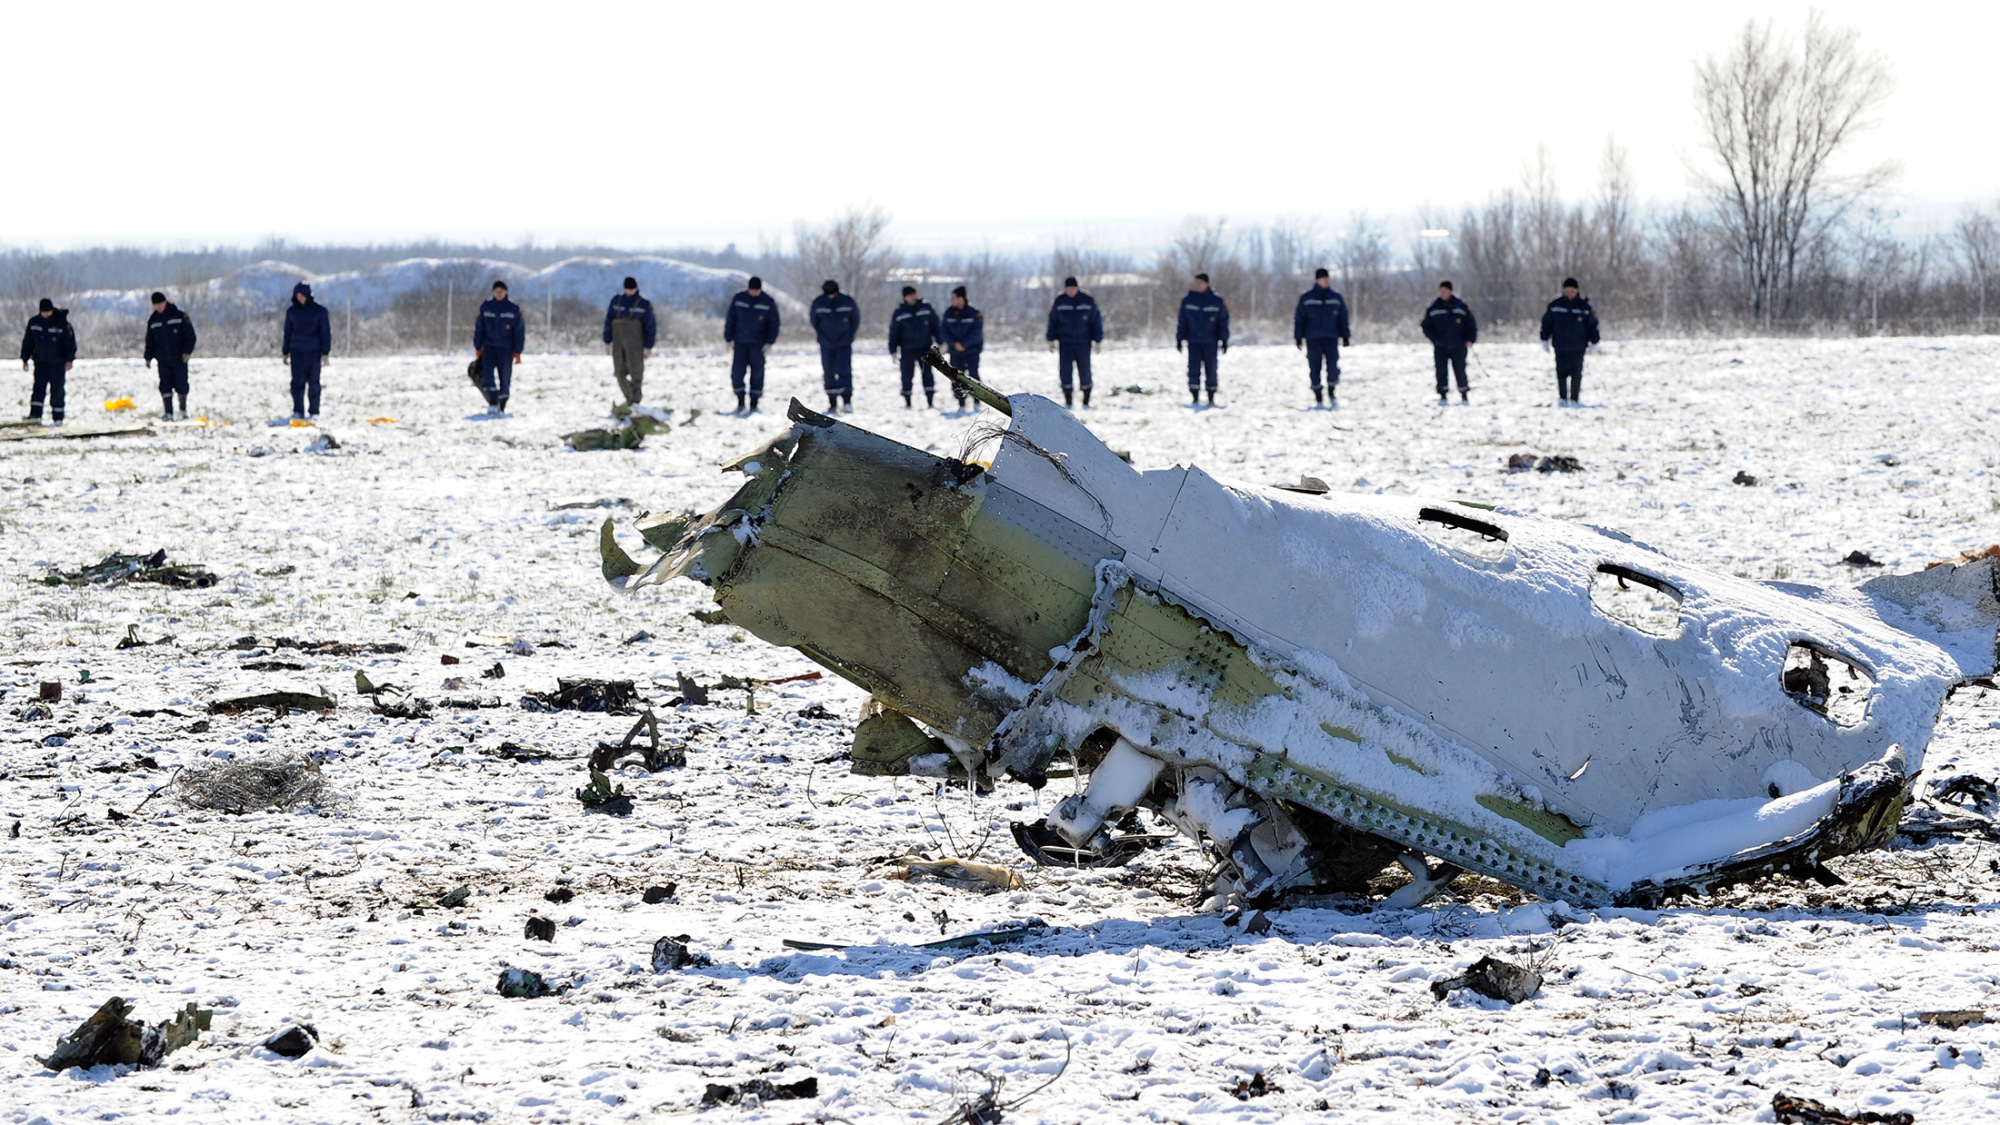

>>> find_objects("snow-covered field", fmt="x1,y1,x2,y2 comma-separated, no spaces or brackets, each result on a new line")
4,337,1998,1123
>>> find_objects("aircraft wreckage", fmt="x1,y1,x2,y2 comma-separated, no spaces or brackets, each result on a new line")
601,349,2000,909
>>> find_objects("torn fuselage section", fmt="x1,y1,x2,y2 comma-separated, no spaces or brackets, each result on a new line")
604,396,1987,909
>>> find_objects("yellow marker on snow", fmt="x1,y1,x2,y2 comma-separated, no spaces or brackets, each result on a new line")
104,396,135,411
366,417,396,424
289,419,316,428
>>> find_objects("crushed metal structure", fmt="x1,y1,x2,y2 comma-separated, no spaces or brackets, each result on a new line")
603,350,2000,908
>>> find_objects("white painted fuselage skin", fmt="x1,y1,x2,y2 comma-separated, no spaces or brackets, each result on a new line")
981,394,1969,840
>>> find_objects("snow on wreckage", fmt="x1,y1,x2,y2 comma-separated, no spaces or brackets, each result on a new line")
600,346,2000,911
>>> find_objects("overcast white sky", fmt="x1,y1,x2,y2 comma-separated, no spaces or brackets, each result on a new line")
5,0,1993,253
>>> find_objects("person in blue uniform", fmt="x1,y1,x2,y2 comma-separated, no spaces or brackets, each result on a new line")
887,286,940,407
1420,281,1477,405
1292,268,1350,406
940,285,984,411
722,276,779,412
1539,277,1601,406
1176,273,1230,406
144,292,198,420
19,298,76,424
472,280,525,414
280,282,332,421
810,280,859,412
1044,277,1102,407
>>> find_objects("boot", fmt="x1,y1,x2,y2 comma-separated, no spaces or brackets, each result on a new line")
162,396,175,421
841,394,852,412
1438,393,1449,406
1313,387,1323,406
924,391,934,408
1064,390,1074,408
828,394,840,413
177,393,189,420
902,393,912,409
1459,390,1469,405
735,392,746,412
1081,388,1091,407
1191,389,1201,406
1206,390,1216,407
1328,389,1338,408
749,395,760,412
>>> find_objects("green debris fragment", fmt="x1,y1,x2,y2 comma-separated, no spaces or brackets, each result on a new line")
39,997,212,1071
207,689,336,716
437,885,471,909
496,968,557,998
851,710,953,777
575,769,633,815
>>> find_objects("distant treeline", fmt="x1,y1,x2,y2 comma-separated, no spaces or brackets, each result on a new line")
7,189,1998,359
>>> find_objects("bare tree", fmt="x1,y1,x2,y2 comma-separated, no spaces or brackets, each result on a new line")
791,205,895,331
1331,212,1391,325
1955,206,1999,333
1692,13,1897,324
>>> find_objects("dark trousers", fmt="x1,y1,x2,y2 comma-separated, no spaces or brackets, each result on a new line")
1057,341,1093,392
157,358,189,410
1433,346,1468,395
1186,341,1219,392
288,353,323,416
29,363,65,422
1305,338,1341,390
819,344,852,396
897,348,934,396
480,350,513,409
1555,350,1585,401
730,343,766,398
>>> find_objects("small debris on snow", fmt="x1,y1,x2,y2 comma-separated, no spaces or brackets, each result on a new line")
1733,470,1760,486
652,935,709,972
39,998,211,1071
1430,955,1543,1004
521,677,639,713
575,769,633,815
1916,1009,1987,1029
495,967,557,999
641,884,678,904
1844,550,1885,567
700,1076,817,1107
523,916,556,942
1772,1092,1914,1125
264,1024,318,1059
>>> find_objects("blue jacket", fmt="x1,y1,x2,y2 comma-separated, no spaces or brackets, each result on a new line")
723,290,779,347
603,292,658,348
810,293,860,348
1294,285,1349,342
1176,290,1230,345
887,299,939,352
1421,295,1477,349
145,303,198,364
473,296,526,354
1539,295,1600,351
1045,291,1103,343
20,310,77,366
941,303,984,353
282,283,332,357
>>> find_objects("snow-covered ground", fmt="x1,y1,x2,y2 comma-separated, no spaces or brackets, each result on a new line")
3,337,1998,1123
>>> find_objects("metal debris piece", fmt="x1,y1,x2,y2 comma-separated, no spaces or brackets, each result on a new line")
652,935,708,971
701,1076,818,1107
782,919,1047,952
890,856,1025,891
41,549,216,589
1772,1093,1914,1125
575,769,633,815
39,997,212,1071
522,678,639,714
496,968,557,998
523,916,556,942
208,689,335,716
601,377,1998,910
264,1024,318,1058
1431,956,1543,1004
1915,1009,1986,1029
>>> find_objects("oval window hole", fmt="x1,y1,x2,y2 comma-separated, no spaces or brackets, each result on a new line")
1782,642,1875,727
1417,507,1509,562
1590,564,1683,637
